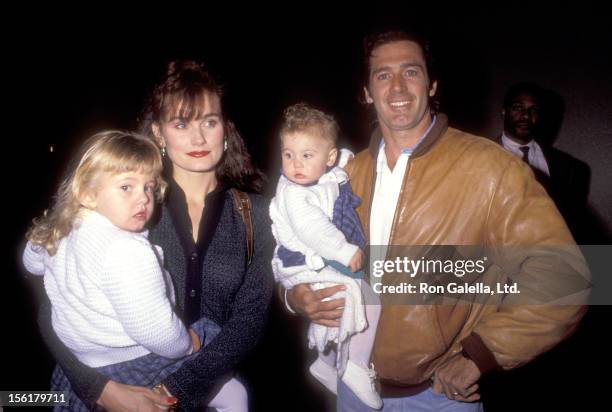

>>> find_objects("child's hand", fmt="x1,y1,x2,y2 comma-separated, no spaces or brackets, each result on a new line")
348,249,365,272
188,328,201,353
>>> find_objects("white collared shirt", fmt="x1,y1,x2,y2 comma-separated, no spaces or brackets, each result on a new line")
369,117,437,264
501,133,550,176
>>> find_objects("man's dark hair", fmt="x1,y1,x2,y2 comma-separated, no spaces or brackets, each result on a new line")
503,82,543,108
362,28,437,87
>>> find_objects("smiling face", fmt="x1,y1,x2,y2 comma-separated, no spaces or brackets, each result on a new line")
152,91,225,178
364,40,437,140
281,131,338,185
83,170,157,232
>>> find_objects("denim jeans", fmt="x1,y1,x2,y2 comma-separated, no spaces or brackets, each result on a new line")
337,379,484,412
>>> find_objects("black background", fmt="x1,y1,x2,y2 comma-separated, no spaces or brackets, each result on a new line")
3,4,611,411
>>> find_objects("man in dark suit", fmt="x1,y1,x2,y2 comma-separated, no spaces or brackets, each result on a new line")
498,82,591,242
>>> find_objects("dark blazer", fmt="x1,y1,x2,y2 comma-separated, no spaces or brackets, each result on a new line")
493,136,591,242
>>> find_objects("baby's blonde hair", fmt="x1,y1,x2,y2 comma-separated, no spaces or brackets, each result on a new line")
27,130,166,255
280,102,339,146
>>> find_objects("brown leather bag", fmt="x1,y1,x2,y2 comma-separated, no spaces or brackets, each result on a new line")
230,189,253,265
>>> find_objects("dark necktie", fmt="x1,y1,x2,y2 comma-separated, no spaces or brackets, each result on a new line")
519,146,530,164
519,145,549,188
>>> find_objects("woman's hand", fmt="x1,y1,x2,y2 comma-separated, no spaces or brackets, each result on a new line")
286,283,345,327
97,380,177,411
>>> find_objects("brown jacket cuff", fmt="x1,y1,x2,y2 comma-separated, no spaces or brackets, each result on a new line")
461,332,501,375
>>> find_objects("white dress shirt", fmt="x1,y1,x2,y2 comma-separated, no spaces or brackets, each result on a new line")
501,132,550,176
370,117,437,265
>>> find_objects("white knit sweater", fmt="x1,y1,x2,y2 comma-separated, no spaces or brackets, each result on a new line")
22,210,192,367
270,167,359,273
270,167,366,374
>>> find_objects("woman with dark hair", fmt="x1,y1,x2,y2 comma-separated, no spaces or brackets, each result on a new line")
39,60,274,411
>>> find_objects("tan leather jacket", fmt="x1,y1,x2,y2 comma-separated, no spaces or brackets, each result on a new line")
345,114,589,387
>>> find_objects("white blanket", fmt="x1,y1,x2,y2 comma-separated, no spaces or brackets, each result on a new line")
272,254,367,374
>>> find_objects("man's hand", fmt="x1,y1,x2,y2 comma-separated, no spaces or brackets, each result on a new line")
432,353,481,402
348,249,365,272
286,283,345,327
97,380,177,411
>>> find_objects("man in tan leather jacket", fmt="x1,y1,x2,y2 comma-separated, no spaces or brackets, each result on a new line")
287,28,589,411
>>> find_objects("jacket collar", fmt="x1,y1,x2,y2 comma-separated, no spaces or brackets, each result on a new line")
368,113,449,160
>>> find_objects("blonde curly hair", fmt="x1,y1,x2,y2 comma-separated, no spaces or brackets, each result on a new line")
27,130,166,255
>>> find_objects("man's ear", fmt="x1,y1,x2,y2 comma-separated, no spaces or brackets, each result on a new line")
429,80,438,97
363,87,374,104
327,148,338,167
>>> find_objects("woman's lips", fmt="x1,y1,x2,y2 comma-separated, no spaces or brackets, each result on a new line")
187,151,211,158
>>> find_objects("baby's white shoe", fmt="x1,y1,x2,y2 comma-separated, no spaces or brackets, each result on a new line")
309,357,338,395
341,361,382,409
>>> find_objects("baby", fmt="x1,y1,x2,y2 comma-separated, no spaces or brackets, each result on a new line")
270,103,382,409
